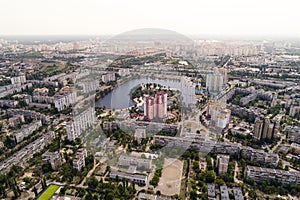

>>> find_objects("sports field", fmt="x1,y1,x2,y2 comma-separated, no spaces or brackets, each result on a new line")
38,185,60,200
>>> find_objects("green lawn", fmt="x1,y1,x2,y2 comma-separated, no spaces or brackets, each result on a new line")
38,185,60,200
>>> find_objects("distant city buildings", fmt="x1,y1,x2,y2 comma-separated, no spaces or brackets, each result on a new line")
144,92,167,121
253,116,279,141
117,68,130,76
66,107,96,141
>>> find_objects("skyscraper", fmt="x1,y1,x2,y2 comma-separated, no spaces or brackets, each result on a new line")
144,92,167,121
206,73,224,94
253,116,279,141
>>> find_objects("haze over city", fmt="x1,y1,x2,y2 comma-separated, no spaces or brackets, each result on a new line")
0,0,300,37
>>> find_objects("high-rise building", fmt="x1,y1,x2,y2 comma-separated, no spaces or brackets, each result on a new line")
214,68,228,85
144,92,167,121
208,102,231,130
217,154,230,175
253,116,279,141
180,76,195,108
66,107,96,141
206,73,224,94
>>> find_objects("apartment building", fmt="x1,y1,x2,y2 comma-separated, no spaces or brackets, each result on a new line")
0,100,18,108
286,126,300,143
207,183,216,200
246,165,300,185
101,73,115,83
253,116,279,140
42,151,62,170
241,146,279,166
0,132,55,174
217,155,230,175
66,107,96,141
73,148,87,171
9,120,42,143
232,187,244,200
220,185,229,200
206,73,224,94
11,75,26,85
54,92,77,111
144,92,167,121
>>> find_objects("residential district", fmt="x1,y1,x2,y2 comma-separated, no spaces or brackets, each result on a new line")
0,35,299,200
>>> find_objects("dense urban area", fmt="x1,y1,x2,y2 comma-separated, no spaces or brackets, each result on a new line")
0,34,300,200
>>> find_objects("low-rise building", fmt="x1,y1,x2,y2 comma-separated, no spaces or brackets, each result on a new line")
9,120,42,143
0,100,18,108
246,165,300,185
232,187,244,200
287,126,300,143
118,155,152,170
110,171,147,185
220,185,229,200
207,183,216,200
138,193,176,200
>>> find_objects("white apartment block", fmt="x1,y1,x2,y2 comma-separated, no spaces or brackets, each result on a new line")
66,107,96,141
118,68,130,76
101,73,115,83
246,165,300,185
54,92,77,111
11,75,26,85
9,120,42,143
79,80,98,94
73,148,87,171
180,76,196,108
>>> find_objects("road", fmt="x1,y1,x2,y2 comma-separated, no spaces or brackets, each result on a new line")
234,161,242,184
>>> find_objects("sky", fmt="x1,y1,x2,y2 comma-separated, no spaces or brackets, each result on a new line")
0,0,300,37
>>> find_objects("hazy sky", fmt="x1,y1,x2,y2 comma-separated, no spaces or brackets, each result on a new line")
0,0,299,36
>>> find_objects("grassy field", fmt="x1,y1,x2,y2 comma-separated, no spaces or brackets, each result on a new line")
38,185,60,200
